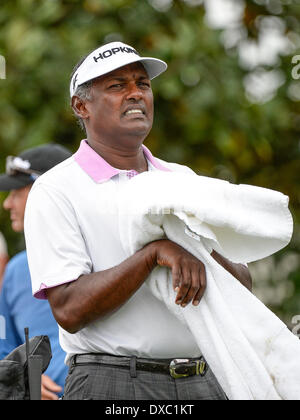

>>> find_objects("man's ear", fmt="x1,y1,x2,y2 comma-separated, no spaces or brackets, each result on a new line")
71,96,90,121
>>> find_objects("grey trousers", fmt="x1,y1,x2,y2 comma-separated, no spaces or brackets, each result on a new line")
63,354,227,400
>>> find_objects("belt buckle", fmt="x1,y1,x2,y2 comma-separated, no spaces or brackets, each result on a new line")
169,359,190,379
169,357,207,379
196,358,207,376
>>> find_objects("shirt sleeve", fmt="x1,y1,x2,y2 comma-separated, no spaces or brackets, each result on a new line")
0,271,22,358
24,182,92,299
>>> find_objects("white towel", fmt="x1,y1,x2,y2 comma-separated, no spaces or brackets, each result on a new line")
117,171,300,400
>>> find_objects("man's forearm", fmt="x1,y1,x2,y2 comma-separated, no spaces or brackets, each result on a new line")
46,238,207,333
46,242,158,334
211,250,252,291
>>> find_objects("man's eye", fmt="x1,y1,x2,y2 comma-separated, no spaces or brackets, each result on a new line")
109,84,123,89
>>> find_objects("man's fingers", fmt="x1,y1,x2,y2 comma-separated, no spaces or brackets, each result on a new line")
180,266,202,306
192,267,206,306
41,375,62,400
172,262,206,307
41,385,60,400
172,265,181,293
42,374,62,392
178,268,193,306
167,243,206,308
175,265,191,306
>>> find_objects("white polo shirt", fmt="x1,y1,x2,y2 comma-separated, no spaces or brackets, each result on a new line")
24,140,200,363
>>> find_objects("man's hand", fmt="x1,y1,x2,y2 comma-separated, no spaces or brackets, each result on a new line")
41,374,62,400
149,240,252,309
151,239,206,307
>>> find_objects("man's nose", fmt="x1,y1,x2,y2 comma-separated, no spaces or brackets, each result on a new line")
3,194,12,210
126,82,143,101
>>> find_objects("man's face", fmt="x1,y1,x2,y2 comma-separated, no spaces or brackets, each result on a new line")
75,62,154,146
3,185,32,232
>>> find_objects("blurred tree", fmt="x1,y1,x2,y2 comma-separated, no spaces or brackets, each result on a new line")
0,0,299,326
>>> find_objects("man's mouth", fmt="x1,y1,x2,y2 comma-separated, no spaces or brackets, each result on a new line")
125,109,144,115
123,106,146,117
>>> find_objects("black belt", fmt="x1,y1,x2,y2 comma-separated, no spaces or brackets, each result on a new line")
72,353,207,379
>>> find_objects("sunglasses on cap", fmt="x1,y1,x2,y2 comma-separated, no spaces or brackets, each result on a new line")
6,156,42,180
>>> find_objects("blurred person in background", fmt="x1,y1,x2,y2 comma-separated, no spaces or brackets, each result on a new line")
0,232,8,291
0,144,71,400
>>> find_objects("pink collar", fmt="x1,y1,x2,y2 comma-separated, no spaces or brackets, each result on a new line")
74,139,171,182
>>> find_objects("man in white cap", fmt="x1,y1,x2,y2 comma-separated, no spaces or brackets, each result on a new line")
24,42,251,400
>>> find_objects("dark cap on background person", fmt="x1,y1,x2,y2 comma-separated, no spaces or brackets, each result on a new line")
0,144,72,191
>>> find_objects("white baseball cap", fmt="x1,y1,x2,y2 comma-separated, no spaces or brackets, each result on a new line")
70,41,168,97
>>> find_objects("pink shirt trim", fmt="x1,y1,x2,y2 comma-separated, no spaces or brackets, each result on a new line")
34,280,76,300
74,139,171,182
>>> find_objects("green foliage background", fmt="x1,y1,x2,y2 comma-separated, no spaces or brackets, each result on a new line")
0,0,299,326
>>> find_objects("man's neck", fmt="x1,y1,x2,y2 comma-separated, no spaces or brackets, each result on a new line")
86,136,148,173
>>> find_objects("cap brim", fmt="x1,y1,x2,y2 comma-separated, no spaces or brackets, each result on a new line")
0,174,33,191
72,56,167,97
136,57,167,80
